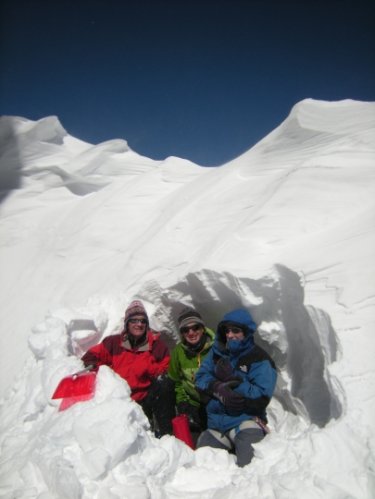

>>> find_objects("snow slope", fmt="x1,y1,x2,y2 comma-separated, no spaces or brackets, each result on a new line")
0,99,374,498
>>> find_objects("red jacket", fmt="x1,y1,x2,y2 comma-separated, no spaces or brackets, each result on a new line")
82,330,170,402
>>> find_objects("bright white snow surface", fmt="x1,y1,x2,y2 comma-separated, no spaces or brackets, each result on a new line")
0,99,374,498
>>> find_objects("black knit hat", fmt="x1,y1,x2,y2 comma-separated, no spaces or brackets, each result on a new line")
177,307,205,330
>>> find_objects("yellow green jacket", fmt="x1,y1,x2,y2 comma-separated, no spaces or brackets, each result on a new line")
168,328,215,407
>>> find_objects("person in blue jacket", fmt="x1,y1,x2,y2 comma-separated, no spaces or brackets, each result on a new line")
195,308,277,467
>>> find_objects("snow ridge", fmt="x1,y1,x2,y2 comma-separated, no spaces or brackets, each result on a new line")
0,99,374,498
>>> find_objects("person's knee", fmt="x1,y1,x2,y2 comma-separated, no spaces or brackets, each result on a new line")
197,429,231,450
236,427,264,446
234,426,264,467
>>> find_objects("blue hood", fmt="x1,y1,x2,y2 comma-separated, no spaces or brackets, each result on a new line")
213,308,257,359
216,308,256,344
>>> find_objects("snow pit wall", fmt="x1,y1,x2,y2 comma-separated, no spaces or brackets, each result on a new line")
25,264,343,430
136,265,343,428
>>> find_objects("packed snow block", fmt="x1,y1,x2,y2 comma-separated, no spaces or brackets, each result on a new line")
61,367,150,479
166,447,237,495
45,457,83,499
72,398,144,479
93,365,133,402
28,317,69,360
67,319,102,357
81,447,110,480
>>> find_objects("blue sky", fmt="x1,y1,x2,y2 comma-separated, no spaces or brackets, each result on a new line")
1,0,374,166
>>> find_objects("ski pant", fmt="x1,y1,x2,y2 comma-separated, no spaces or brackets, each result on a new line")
189,404,208,446
196,420,265,467
177,402,207,446
138,374,176,437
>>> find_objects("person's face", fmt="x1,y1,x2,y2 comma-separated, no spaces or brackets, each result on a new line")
127,315,147,337
224,325,245,341
180,322,204,345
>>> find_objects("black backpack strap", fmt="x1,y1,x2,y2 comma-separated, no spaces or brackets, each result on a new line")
236,345,276,373
236,345,276,418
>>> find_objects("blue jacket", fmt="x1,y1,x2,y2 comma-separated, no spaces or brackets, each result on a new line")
195,309,277,433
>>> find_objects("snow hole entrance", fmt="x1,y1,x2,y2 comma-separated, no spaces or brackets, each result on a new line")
137,264,343,428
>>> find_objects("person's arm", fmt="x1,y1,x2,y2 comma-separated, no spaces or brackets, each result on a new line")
81,336,114,369
168,347,188,404
235,360,277,412
195,350,217,392
196,350,247,412
148,336,170,378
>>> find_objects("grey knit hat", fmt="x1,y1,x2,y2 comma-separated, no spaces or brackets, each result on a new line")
177,307,205,330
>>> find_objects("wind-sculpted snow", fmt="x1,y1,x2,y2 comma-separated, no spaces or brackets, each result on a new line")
138,267,343,427
0,99,374,498
0,266,343,498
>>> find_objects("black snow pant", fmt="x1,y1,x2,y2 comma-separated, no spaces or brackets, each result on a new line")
176,402,208,446
196,420,266,467
138,375,176,437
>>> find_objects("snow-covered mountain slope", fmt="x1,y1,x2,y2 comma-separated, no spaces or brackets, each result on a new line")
0,99,374,498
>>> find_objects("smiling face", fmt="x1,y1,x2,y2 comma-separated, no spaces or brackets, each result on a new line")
127,315,147,338
180,322,204,345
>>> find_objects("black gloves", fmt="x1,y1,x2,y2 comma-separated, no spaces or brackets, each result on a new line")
211,380,245,413
177,401,194,416
177,402,202,431
244,395,270,415
215,358,234,381
215,358,242,384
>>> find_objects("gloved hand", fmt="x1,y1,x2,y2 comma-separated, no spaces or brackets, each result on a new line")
177,401,193,416
215,358,241,383
177,402,202,431
211,380,245,413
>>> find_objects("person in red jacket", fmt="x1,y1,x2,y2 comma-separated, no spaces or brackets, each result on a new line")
82,300,175,436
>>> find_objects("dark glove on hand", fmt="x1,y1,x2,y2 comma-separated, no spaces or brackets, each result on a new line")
177,402,201,431
215,358,242,385
211,380,245,412
177,401,193,416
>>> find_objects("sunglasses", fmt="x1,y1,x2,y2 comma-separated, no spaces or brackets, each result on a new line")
128,318,147,325
180,324,202,334
223,325,244,335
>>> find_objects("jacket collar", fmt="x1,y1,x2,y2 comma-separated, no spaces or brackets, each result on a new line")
122,330,152,351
